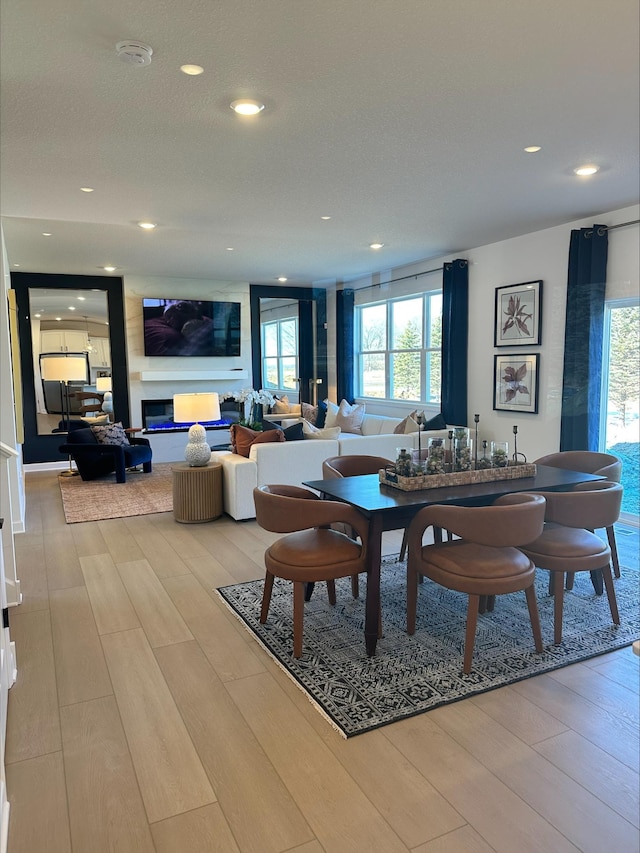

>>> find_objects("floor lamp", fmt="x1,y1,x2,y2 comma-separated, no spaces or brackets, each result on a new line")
41,355,88,477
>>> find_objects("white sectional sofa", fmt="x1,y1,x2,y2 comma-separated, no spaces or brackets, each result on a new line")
211,412,448,520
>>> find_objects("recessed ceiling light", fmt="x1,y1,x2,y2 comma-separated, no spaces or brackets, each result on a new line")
321,215,332,220
574,165,599,176
277,277,288,282
524,146,542,153
42,232,52,236
230,99,265,116
80,186,94,192
138,221,157,229
13,263,20,267
102,266,117,272
68,306,76,311
226,247,234,251
34,313,41,318
180,64,204,75
55,317,62,321
369,242,384,250
77,296,86,301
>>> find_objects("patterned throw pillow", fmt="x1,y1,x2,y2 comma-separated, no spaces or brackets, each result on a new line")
302,421,341,440
90,421,130,446
393,411,419,434
335,399,366,434
301,402,318,425
230,424,285,457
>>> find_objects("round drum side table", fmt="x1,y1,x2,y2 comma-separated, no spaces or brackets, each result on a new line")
172,461,223,523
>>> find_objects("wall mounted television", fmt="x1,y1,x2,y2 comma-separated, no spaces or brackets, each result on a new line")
142,298,241,357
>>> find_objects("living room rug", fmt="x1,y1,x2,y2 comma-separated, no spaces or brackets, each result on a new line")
59,462,174,523
218,556,639,737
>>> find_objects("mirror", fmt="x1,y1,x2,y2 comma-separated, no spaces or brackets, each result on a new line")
250,284,327,405
12,272,130,465
259,298,301,399
30,288,111,434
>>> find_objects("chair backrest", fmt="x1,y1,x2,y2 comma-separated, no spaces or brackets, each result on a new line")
322,455,392,479
66,427,99,445
535,450,621,483
534,480,623,530
254,484,369,542
410,493,546,549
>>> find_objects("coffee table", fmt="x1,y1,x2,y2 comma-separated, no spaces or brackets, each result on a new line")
304,464,604,656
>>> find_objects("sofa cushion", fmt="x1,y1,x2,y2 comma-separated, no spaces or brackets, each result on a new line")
90,421,130,446
423,411,447,431
323,399,340,428
301,402,318,424
231,423,285,457
271,395,291,414
302,421,341,440
262,419,305,441
335,399,366,434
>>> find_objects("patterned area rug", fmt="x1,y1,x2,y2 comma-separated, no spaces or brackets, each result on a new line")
59,462,174,523
218,556,639,737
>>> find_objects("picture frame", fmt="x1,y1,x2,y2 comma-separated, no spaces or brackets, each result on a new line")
494,280,542,347
493,353,540,414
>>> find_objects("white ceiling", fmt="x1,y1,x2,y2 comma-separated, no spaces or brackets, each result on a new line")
1,0,638,286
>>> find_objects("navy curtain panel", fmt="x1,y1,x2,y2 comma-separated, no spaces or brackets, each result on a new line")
441,259,469,426
298,299,315,403
560,226,608,451
336,288,355,403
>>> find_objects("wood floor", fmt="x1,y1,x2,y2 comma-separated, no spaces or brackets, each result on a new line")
6,471,640,853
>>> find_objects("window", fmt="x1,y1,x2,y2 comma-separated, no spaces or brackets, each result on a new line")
261,317,298,391
600,298,639,520
355,291,442,402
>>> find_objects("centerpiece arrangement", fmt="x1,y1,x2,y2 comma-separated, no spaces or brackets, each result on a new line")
226,388,275,430
380,416,536,491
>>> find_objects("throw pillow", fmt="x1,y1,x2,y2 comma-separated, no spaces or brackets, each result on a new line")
316,400,327,428
271,395,291,414
302,420,341,440
261,419,305,441
422,411,447,431
393,411,419,434
90,421,130,446
231,423,285,457
301,402,318,425
335,399,366,434
323,399,340,429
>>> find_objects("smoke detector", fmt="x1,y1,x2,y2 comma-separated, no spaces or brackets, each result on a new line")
116,41,153,66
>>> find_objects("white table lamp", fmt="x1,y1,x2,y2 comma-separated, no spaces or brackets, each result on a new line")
95,376,113,420
173,392,221,467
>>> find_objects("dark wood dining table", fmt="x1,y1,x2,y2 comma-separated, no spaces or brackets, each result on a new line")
303,464,604,656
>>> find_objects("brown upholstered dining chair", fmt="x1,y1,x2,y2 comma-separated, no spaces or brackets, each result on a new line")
322,455,403,596
535,451,622,577
519,481,622,645
253,484,369,658
406,493,546,674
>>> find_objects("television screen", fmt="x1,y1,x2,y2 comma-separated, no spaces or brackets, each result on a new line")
142,298,241,357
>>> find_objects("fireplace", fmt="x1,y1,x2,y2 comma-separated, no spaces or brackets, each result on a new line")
141,398,238,433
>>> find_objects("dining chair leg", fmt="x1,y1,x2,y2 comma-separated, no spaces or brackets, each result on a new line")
553,571,565,645
524,584,544,653
606,525,621,578
565,572,575,590
406,564,418,635
326,579,337,606
260,571,275,623
293,581,305,658
463,594,480,674
601,565,620,625
350,574,359,598
399,529,408,562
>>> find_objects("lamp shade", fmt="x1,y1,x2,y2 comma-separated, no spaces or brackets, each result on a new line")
40,355,87,382
173,392,221,425
95,376,112,392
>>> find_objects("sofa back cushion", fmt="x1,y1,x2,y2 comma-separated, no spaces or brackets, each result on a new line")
231,423,285,457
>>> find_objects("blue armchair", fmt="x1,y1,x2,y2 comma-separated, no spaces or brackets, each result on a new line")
59,428,152,483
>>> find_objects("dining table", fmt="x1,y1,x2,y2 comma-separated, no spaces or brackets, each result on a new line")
303,464,605,656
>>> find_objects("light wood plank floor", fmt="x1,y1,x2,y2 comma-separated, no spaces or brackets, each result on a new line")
6,471,640,853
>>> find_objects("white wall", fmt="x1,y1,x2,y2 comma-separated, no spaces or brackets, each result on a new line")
123,276,252,462
341,204,639,463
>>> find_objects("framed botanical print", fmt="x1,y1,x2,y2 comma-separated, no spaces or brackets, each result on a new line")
494,280,542,347
493,353,540,414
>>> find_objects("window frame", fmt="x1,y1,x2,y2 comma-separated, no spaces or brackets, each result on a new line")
354,289,442,404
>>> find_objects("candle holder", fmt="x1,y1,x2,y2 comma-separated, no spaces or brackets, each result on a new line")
512,424,527,464
473,414,480,469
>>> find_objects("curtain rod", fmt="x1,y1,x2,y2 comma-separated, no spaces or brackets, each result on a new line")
349,264,444,292
587,218,639,237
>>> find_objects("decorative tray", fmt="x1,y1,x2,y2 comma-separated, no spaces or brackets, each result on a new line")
379,463,537,491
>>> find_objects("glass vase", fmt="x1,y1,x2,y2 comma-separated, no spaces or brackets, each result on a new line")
453,427,472,472
426,438,446,475
491,441,509,468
